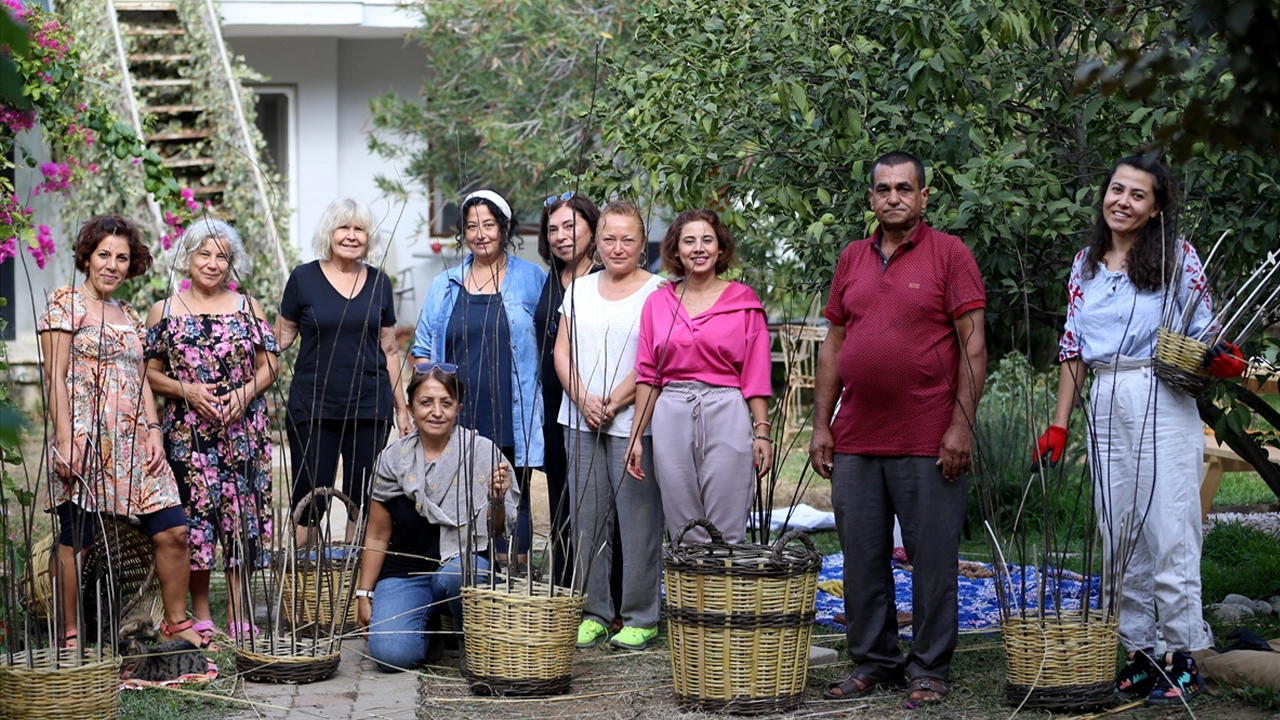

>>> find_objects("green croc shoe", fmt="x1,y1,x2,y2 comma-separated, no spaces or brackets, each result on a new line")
576,619,609,648
609,626,658,650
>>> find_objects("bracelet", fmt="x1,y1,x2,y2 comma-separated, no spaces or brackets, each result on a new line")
753,420,772,428
147,422,162,432
355,588,375,599
753,435,772,442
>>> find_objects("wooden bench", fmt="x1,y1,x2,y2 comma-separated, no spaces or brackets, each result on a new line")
1199,372,1280,520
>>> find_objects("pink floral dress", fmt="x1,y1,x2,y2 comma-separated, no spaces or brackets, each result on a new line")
145,298,278,570
37,286,182,516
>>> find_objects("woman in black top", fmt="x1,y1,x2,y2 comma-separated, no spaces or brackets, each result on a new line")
357,364,518,672
534,191,599,586
276,198,410,543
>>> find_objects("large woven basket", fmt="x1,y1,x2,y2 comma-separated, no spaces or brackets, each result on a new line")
1154,327,1212,396
0,649,120,719
461,578,585,696
279,488,360,635
234,637,342,684
664,519,821,715
1003,610,1119,709
23,514,160,626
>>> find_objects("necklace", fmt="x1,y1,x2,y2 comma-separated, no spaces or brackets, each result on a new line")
468,259,507,292
81,284,118,307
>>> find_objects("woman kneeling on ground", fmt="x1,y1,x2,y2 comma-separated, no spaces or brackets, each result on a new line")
357,364,519,672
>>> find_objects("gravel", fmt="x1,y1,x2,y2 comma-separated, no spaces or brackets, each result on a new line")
1203,510,1280,537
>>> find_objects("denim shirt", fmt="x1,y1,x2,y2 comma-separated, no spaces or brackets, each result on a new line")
412,253,547,467
1059,241,1217,367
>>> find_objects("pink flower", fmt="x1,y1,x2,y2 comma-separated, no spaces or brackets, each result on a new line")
180,188,194,200
227,281,238,292
178,278,191,292
0,237,16,265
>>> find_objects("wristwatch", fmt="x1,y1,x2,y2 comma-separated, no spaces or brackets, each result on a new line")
354,588,374,599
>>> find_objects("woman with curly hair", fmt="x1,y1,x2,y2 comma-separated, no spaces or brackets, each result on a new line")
39,215,204,649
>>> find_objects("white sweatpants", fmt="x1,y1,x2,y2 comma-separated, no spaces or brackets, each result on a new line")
1089,358,1210,653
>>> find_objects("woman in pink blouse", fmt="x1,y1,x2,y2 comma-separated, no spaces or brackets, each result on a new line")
626,209,772,544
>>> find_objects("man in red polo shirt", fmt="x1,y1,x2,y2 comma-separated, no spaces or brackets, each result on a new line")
810,151,987,707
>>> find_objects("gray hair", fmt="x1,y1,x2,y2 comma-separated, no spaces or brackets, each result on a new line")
313,197,376,260
171,218,247,287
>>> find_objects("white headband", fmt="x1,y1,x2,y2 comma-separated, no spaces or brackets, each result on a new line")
462,190,512,222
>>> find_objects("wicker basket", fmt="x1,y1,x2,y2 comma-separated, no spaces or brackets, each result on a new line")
0,649,121,719
279,488,361,635
23,514,160,626
234,637,342,684
1003,610,1119,709
460,578,585,696
664,519,821,715
1154,327,1212,396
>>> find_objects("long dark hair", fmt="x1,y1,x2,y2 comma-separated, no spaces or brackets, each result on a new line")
537,193,600,270
1083,154,1179,291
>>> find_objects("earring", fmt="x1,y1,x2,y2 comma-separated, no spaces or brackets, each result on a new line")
590,248,603,266
638,250,649,268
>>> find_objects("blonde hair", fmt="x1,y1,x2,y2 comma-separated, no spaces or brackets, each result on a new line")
595,200,646,239
313,197,376,260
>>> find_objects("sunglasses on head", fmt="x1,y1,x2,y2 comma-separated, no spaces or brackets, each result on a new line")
414,361,458,375
544,191,576,207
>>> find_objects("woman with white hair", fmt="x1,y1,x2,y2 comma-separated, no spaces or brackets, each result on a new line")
275,198,411,547
145,217,279,642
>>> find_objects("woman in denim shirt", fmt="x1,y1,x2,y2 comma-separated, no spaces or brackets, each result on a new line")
412,189,546,568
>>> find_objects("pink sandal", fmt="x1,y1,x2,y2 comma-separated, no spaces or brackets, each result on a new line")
228,621,260,641
191,619,220,651
160,618,216,650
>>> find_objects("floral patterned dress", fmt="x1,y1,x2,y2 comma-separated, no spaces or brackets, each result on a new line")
37,286,182,516
144,298,279,570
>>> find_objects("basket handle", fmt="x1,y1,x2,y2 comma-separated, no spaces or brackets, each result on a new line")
770,529,818,562
291,486,359,527
672,518,724,546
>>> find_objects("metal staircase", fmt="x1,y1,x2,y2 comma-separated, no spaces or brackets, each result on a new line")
104,0,285,272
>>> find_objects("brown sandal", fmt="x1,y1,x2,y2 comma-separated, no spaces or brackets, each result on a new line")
906,676,948,707
824,670,902,700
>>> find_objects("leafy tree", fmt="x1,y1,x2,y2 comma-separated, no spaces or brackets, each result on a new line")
367,0,635,224
1076,0,1280,157
583,0,1280,360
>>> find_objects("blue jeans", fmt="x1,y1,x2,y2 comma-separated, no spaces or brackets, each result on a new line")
367,556,489,672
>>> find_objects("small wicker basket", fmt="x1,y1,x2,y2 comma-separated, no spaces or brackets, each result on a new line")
23,514,160,626
279,488,361,635
460,578,585,696
1003,610,1119,709
1154,327,1212,396
0,649,121,719
664,520,821,715
234,637,342,684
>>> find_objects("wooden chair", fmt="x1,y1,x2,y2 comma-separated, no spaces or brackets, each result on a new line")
778,324,827,440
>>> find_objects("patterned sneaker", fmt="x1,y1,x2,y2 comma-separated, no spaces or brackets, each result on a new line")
1145,651,1204,706
608,626,658,650
1114,650,1158,700
576,619,609,649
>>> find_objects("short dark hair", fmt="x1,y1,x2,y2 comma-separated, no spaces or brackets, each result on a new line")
870,151,926,189
407,366,465,405
537,193,600,268
73,215,152,278
660,209,736,277
457,189,518,252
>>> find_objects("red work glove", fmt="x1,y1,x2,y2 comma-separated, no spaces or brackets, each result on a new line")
1031,425,1068,472
1203,341,1247,379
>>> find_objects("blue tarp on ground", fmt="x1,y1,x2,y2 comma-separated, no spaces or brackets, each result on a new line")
814,553,1102,636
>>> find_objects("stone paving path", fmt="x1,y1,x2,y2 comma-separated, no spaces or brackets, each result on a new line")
224,639,419,720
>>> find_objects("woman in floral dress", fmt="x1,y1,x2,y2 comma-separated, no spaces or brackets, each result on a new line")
145,219,279,642
39,215,204,650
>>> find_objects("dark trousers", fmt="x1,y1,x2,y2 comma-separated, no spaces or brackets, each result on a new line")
542,420,574,587
287,414,391,525
830,454,966,681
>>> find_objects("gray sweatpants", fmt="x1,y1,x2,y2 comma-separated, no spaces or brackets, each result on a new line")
651,381,754,545
565,429,663,629
830,454,966,682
